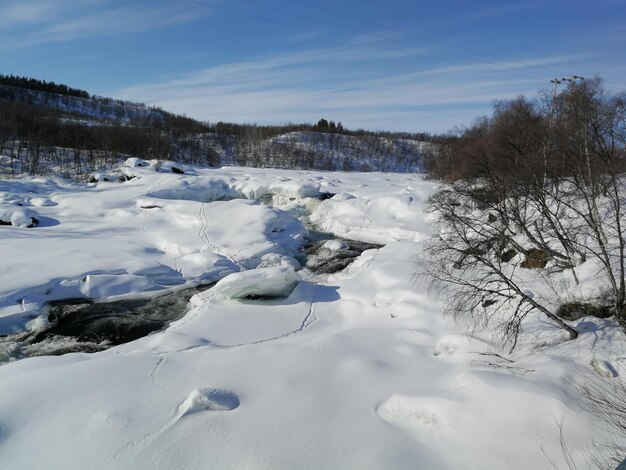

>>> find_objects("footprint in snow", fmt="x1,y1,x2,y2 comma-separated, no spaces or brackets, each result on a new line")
377,393,459,438
177,388,240,419
433,334,490,358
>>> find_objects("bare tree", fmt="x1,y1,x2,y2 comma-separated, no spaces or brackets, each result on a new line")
420,78,626,348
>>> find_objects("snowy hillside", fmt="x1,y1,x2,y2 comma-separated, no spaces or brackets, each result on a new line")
0,161,621,469
0,84,166,125
0,81,429,176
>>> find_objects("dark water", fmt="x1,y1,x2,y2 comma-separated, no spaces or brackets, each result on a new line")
303,229,383,274
0,284,211,360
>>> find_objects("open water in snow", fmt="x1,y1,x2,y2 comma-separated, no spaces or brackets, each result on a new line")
0,229,381,362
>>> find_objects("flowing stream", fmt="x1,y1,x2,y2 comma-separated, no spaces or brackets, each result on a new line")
0,196,381,362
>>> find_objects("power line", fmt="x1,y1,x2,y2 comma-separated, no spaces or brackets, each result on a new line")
233,0,551,80
232,0,545,78
184,0,550,82
282,0,564,78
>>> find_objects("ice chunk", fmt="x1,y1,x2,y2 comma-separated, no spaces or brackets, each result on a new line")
208,266,302,300
150,178,237,202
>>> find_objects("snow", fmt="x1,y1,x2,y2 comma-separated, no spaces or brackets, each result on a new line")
0,205,38,227
0,160,623,469
321,239,349,252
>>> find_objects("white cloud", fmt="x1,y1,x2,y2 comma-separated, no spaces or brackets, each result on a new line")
112,40,588,133
0,1,54,24
0,0,210,47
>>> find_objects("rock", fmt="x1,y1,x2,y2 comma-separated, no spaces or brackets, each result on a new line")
520,248,551,269
171,166,184,174
500,249,517,263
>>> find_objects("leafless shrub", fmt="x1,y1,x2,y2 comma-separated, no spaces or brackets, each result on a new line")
419,77,626,348
580,378,626,469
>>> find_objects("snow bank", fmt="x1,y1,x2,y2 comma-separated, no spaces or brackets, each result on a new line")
311,193,430,244
0,165,617,470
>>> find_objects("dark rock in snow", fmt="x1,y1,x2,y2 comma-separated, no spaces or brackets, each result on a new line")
171,166,184,174
520,248,551,269
317,192,336,201
557,302,613,321
500,249,517,263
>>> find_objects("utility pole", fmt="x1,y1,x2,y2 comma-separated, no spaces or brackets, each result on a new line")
546,79,564,180
550,78,562,99
550,76,584,99
562,75,584,86
545,76,583,184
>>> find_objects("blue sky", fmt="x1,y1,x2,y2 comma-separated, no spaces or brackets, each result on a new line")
1,0,624,133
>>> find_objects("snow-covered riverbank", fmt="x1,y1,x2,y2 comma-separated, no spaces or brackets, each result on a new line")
0,160,622,469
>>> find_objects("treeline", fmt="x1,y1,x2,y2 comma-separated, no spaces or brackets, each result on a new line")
0,74,90,99
0,100,223,177
213,120,431,141
422,78,626,182
0,75,429,177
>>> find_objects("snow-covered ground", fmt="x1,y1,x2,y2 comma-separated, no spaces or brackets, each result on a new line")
0,160,622,469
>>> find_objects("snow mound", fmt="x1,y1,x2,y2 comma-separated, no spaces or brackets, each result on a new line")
332,191,356,202
201,266,302,301
310,193,428,244
177,388,240,417
270,180,321,198
322,240,349,252
124,157,150,168
232,178,321,200
0,206,39,227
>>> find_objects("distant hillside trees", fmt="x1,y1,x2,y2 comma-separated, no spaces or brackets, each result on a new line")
0,74,90,99
314,118,344,133
0,76,428,177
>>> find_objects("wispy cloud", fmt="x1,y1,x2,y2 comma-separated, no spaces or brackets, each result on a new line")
113,40,585,133
0,1,57,24
0,0,209,48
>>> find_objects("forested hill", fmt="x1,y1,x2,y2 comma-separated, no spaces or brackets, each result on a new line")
0,75,430,179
